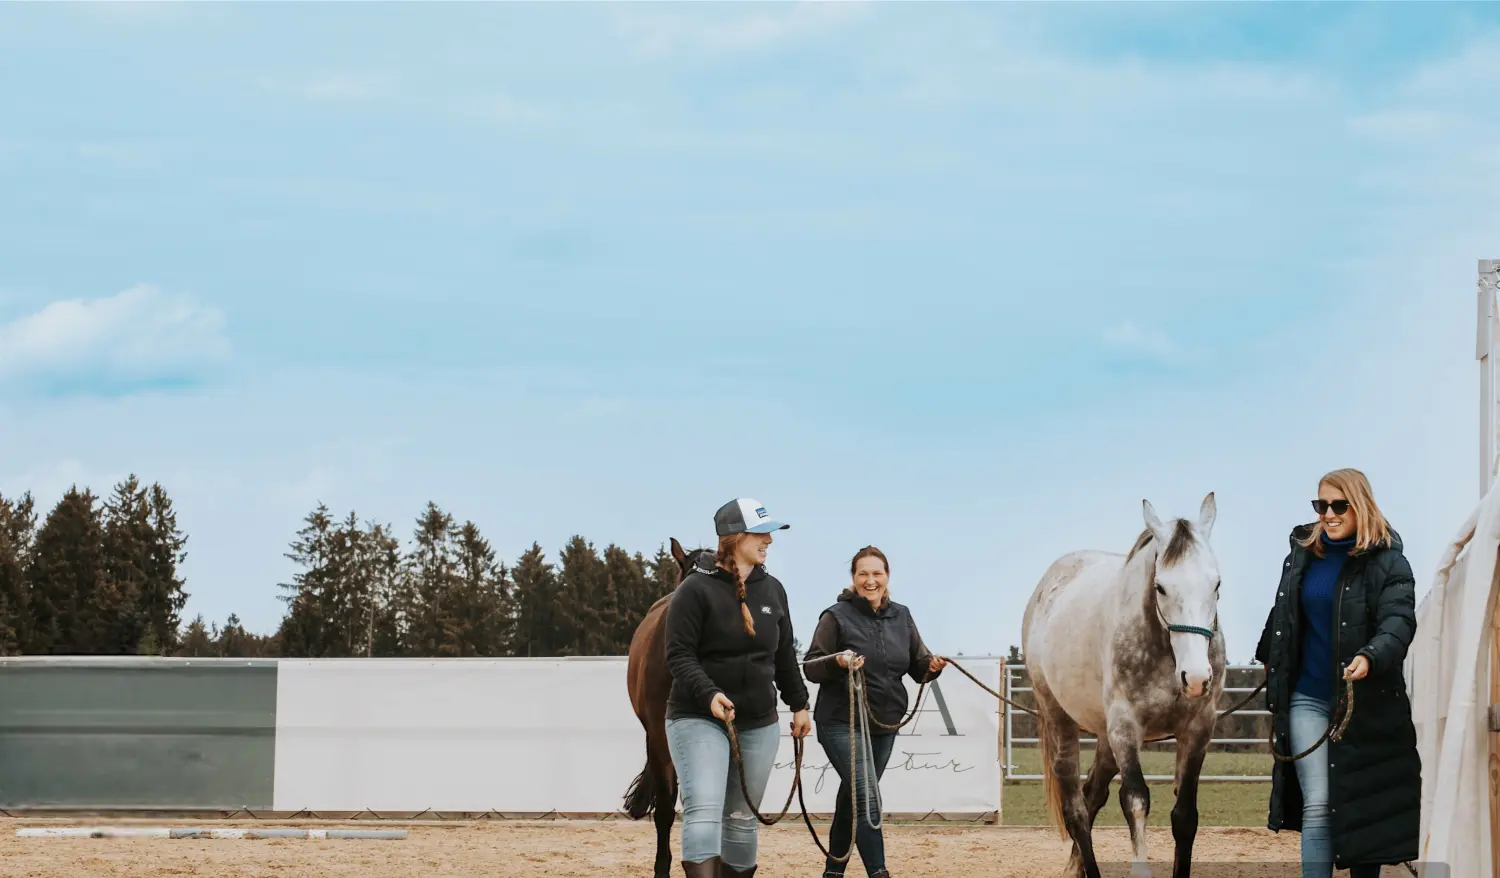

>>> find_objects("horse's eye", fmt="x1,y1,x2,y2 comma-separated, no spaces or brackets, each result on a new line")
1155,583,1166,595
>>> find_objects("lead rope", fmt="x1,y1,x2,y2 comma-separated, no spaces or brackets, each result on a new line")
1267,672,1356,762
795,653,859,864
937,655,1338,758
724,716,801,826
851,669,885,830
722,650,861,866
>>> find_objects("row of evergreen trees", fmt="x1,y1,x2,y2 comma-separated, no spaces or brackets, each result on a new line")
3,476,1036,662
0,477,688,659
0,479,189,656
273,502,682,658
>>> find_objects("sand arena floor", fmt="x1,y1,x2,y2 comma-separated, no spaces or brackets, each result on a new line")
0,816,1382,878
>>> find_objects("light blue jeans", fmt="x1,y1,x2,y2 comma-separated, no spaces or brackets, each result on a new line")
666,716,780,869
1290,692,1381,878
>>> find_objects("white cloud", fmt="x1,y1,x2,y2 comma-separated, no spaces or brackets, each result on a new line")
459,93,548,125
1347,108,1457,143
257,72,394,103
616,1,867,58
868,18,1332,115
1348,40,1500,149
1102,320,1183,363
0,285,230,392
301,73,389,102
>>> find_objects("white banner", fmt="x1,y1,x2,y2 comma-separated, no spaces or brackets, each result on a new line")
771,658,1000,815
273,657,1000,815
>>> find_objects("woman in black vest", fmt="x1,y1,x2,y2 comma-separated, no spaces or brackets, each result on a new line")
803,545,945,878
1254,468,1420,878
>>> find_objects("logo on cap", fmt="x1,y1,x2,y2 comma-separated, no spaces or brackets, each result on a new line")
714,497,790,536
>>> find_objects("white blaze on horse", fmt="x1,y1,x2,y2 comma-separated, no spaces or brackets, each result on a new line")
1022,493,1226,878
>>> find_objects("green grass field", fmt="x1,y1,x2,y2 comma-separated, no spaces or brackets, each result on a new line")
1002,746,1272,827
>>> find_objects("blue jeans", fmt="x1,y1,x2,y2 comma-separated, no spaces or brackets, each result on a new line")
1290,692,1380,878
818,723,895,876
666,716,780,869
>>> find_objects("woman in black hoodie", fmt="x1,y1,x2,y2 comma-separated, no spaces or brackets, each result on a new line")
803,545,945,878
664,497,811,878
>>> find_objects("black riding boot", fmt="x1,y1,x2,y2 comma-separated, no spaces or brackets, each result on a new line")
719,863,757,878
680,857,720,878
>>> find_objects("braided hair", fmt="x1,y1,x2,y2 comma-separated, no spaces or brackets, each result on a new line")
717,533,756,637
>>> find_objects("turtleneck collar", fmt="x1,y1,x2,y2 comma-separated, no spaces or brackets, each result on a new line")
1320,532,1356,553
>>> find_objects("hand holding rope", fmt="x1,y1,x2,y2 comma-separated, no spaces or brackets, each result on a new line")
719,650,906,862
720,650,854,832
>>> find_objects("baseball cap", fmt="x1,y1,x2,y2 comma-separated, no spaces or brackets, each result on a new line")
714,498,790,536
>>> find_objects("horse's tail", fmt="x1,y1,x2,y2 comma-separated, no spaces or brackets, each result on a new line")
623,761,655,819
1036,709,1068,840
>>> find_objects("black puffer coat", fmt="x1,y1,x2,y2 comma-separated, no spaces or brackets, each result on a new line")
1254,523,1420,869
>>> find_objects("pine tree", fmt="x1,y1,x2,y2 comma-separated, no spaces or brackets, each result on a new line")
142,483,189,653
363,521,404,656
326,511,373,657
101,476,152,654
29,487,109,653
0,492,36,655
177,614,214,656
509,542,557,657
646,544,681,596
452,521,509,656
556,536,610,656
277,503,337,657
603,545,650,653
217,612,249,657
404,503,460,656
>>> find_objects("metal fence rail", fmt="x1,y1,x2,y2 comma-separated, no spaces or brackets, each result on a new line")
1001,663,1272,782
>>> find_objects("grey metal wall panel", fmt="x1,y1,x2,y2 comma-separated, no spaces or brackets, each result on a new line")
0,658,278,809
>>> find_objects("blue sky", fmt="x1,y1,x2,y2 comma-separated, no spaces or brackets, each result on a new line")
2,2,1499,664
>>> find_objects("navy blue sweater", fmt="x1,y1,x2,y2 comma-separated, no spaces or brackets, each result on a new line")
1295,534,1356,701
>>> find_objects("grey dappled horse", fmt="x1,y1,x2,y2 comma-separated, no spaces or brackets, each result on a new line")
1022,493,1226,878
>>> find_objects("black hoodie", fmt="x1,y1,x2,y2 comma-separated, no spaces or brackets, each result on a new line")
664,558,810,730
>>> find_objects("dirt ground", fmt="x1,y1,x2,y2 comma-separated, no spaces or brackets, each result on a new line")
0,816,1361,878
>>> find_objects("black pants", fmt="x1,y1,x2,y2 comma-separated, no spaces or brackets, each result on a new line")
817,722,896,876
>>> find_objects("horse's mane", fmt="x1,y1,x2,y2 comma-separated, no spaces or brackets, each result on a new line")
680,546,714,574
1124,518,1197,567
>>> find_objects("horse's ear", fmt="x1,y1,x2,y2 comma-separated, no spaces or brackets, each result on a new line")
1197,492,1217,538
1142,499,1170,544
670,537,688,570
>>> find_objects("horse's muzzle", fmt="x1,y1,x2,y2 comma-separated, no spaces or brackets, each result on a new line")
1180,670,1210,698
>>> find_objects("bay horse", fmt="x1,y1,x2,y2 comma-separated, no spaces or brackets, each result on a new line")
623,537,714,878
1021,493,1226,878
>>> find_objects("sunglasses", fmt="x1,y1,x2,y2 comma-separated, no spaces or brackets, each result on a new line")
1311,499,1350,516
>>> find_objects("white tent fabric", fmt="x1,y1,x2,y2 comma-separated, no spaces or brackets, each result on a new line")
1406,480,1495,878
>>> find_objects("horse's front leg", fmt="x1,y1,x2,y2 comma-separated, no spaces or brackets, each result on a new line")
1106,704,1152,878
1170,717,1213,878
1065,737,1119,878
